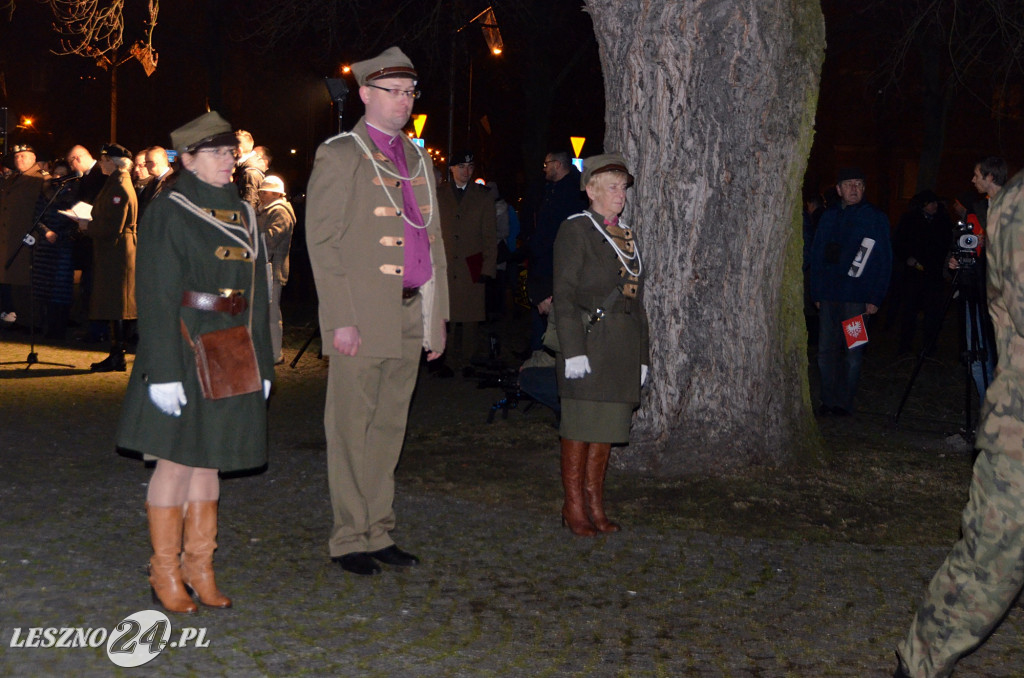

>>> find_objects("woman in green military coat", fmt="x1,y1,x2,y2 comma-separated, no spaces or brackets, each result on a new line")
116,112,274,614
552,153,649,537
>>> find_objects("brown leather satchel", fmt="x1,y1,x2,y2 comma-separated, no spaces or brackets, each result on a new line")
180,320,261,400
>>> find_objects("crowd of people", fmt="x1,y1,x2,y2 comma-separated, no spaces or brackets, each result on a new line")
0,130,295,362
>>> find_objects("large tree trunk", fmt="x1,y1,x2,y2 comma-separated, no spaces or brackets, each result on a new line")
584,0,825,474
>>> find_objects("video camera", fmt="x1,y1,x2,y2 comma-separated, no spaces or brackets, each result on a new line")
953,214,984,269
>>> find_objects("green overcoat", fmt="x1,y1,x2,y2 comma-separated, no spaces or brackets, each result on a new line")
116,170,274,472
553,209,649,404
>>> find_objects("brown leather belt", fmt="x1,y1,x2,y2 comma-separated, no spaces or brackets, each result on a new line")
181,290,248,316
402,286,420,299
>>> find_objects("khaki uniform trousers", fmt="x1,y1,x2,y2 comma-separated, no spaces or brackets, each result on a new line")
897,447,1024,677
326,293,423,558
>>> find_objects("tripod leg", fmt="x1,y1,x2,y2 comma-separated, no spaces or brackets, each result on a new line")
289,323,321,369
893,279,959,426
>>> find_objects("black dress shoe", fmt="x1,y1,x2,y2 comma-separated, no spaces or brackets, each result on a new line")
368,545,420,567
90,351,127,372
332,552,382,576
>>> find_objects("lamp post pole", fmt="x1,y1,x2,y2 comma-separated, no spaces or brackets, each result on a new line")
447,5,502,166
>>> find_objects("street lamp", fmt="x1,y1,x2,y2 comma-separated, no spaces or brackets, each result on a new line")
447,6,503,165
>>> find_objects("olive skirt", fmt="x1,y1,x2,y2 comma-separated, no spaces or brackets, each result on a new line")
559,398,634,444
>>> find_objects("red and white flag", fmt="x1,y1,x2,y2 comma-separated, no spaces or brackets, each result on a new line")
842,314,868,349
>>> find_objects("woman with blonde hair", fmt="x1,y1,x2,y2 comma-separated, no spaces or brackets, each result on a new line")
552,153,649,536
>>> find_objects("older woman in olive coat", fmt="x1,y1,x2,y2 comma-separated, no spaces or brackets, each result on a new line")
552,153,649,536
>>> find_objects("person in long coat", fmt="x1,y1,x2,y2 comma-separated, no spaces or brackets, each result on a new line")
552,153,649,536
255,174,295,363
436,152,497,367
88,143,138,371
116,111,274,614
0,144,45,321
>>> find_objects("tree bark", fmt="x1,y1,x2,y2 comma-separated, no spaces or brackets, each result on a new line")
584,0,826,474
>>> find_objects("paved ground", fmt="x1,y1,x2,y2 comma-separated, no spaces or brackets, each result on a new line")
1,332,1022,677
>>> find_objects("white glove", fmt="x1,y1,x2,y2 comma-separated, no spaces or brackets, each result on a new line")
641,364,649,386
149,382,187,417
263,379,271,400
564,355,592,379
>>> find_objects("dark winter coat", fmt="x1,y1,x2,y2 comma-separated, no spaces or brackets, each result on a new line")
809,200,893,307
0,165,44,286
88,169,137,320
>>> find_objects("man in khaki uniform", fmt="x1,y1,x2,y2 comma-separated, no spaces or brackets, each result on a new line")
306,46,448,576
437,150,497,371
895,168,1024,677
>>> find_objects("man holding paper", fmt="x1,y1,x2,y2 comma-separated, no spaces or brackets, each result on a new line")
809,167,892,416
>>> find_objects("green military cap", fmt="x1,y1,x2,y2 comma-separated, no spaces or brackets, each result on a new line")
170,111,237,156
351,46,418,87
581,153,635,190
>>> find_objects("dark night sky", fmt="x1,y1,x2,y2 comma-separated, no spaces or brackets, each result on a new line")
0,1,606,203
1,1,1022,219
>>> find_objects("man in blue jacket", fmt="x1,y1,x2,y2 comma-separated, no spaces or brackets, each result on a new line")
809,167,892,415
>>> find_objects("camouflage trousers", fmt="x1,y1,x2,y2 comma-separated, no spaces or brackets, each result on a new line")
896,447,1024,677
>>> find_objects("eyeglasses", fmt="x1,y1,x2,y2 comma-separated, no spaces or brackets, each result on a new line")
543,159,559,167
366,84,421,100
196,148,236,159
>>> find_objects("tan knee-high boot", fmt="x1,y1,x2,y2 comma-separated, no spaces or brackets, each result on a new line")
560,438,598,536
147,504,198,614
181,501,232,608
585,443,620,533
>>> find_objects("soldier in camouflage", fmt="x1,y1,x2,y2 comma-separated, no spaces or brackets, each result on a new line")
895,168,1024,678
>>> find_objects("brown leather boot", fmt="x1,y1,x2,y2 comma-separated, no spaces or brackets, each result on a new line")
181,501,232,608
147,504,198,614
585,443,621,532
560,438,598,536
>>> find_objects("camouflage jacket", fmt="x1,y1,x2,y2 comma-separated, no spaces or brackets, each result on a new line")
978,169,1024,454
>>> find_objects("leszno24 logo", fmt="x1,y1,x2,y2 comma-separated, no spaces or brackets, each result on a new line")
106,610,209,667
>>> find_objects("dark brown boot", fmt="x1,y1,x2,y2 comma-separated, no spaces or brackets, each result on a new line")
147,504,198,614
560,438,597,536
181,501,232,608
585,443,620,532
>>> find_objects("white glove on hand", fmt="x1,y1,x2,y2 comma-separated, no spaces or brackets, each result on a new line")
263,379,271,400
641,364,649,386
149,382,187,417
564,355,592,379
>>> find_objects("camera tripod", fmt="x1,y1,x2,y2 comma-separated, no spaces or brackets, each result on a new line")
892,264,992,433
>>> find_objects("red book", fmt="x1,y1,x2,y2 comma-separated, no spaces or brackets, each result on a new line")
842,314,869,349
465,251,484,283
